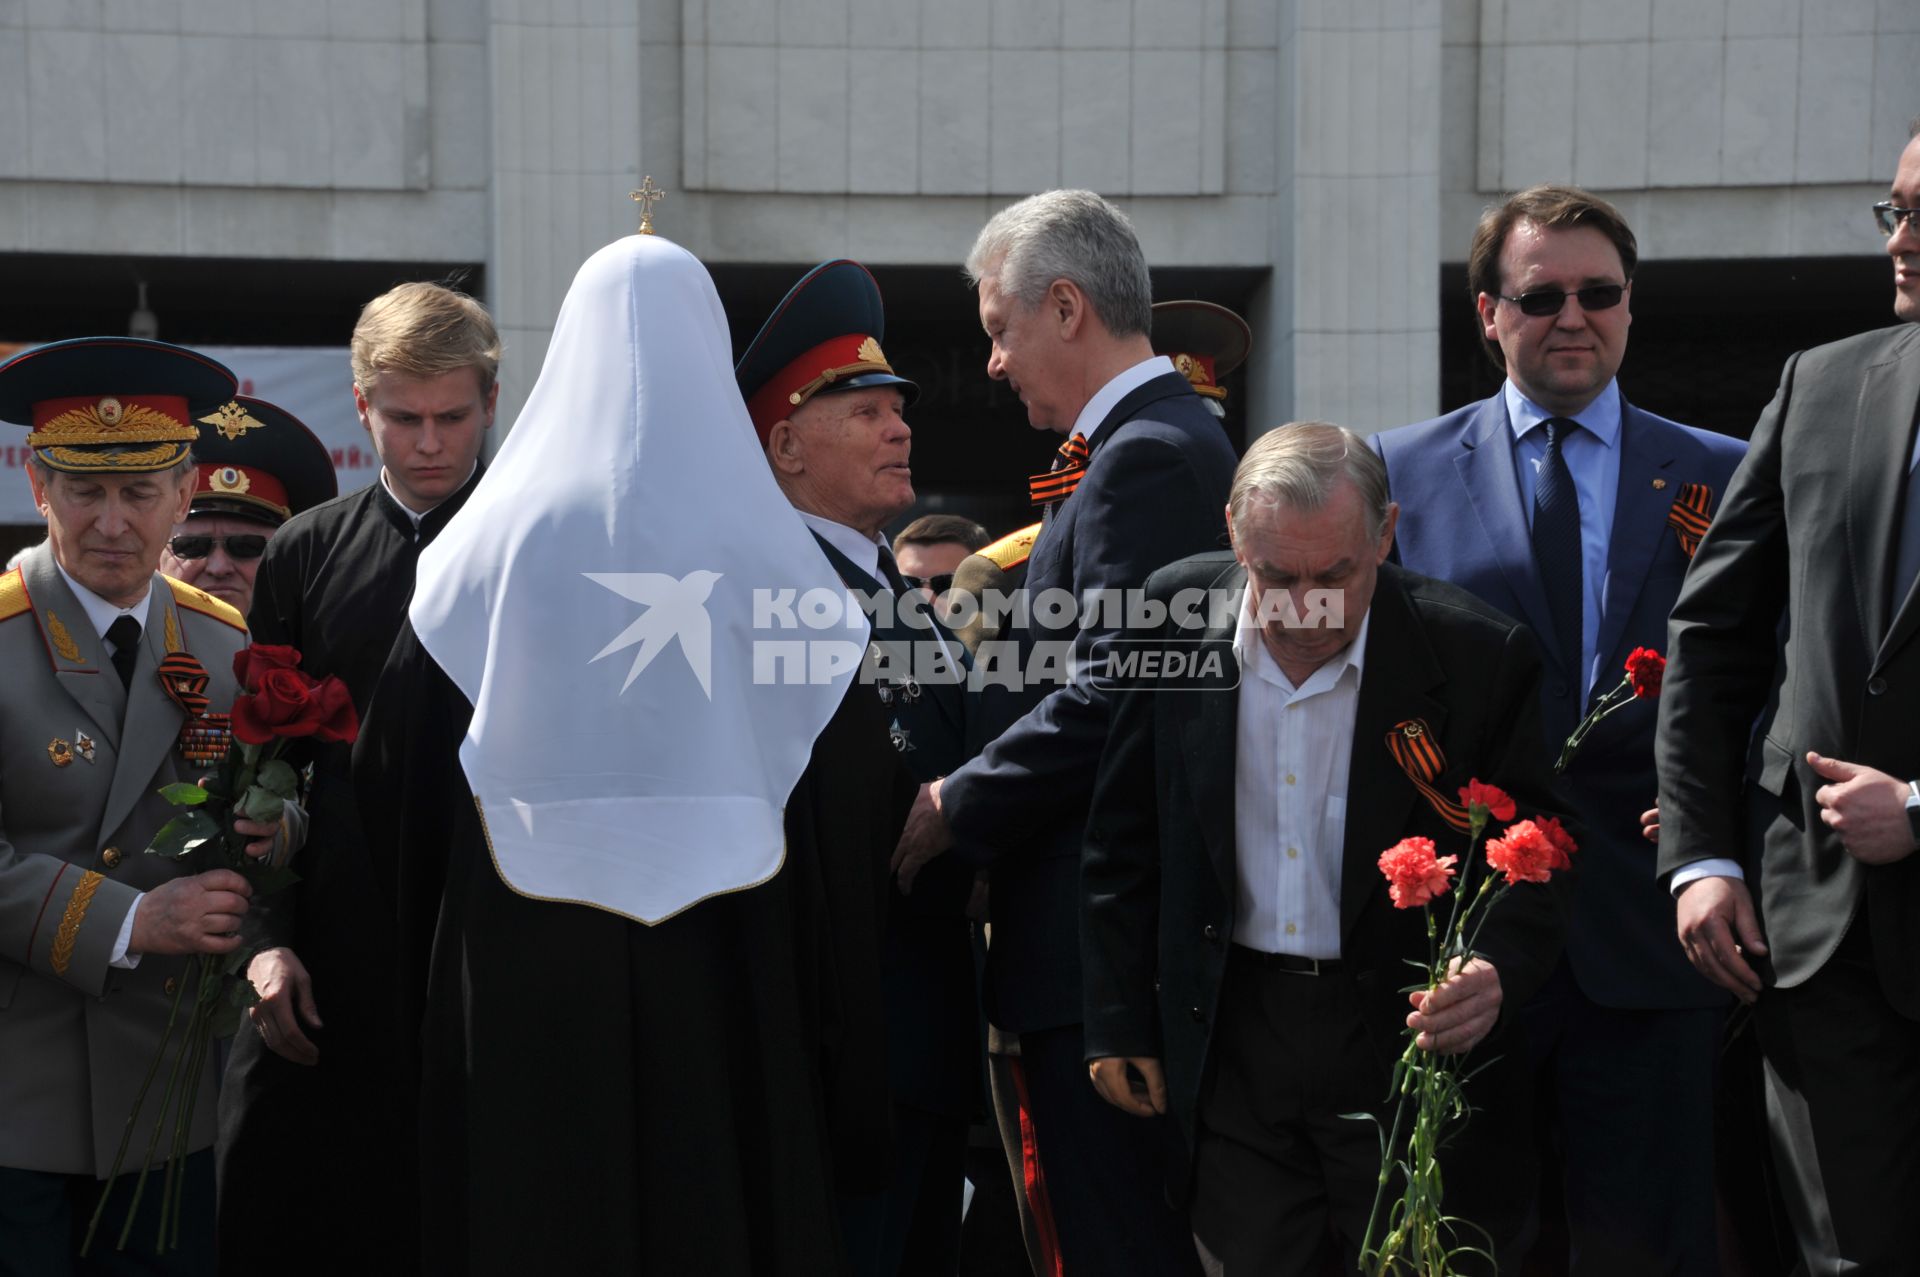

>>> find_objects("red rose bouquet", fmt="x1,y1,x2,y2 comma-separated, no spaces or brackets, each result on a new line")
1359,782,1576,1276
85,644,355,1258
1554,647,1666,773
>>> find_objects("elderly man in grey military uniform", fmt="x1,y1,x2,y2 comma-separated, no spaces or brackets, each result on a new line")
0,337,292,1276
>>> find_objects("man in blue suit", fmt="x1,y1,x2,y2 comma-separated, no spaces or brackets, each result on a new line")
1372,185,1746,1276
891,190,1237,1274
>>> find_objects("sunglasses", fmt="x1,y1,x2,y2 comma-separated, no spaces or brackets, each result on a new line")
904,573,955,595
1873,202,1920,237
167,534,269,561
1493,283,1628,317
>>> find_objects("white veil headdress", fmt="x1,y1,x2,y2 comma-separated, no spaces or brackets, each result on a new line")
409,234,859,923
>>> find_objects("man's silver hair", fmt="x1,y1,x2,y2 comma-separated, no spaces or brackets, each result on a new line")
964,190,1153,337
1230,423,1392,538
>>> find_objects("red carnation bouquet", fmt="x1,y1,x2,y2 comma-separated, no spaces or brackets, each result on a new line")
86,644,356,1258
1360,781,1576,1276
1555,646,1666,773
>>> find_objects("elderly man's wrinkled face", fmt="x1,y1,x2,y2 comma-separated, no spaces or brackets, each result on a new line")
1229,480,1397,682
29,464,195,608
158,513,277,616
771,387,914,537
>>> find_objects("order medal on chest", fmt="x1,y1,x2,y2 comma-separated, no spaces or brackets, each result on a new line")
156,604,233,767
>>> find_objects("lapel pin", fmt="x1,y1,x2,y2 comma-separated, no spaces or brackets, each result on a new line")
75,731,96,763
47,738,73,767
1652,478,1668,490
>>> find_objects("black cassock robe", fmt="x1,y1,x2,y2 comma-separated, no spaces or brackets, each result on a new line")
216,471,481,1274
350,619,914,1274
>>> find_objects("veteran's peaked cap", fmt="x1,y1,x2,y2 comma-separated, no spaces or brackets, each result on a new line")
188,395,339,524
735,259,919,439
0,336,239,474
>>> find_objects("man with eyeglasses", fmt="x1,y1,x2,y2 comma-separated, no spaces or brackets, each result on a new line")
1654,126,1920,1274
1373,185,1746,1276
158,397,337,617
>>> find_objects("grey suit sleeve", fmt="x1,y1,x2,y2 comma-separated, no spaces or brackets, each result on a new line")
1655,353,1796,878
0,808,140,997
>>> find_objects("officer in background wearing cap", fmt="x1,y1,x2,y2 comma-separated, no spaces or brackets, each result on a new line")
0,338,296,1274
740,260,980,1276
159,397,338,618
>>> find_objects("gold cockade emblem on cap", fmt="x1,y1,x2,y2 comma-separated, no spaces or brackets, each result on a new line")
199,401,266,442
210,466,251,495
97,397,124,425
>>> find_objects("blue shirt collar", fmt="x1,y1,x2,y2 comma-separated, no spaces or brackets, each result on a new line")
1503,378,1623,449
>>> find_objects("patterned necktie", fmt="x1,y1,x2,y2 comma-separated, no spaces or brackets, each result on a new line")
106,614,141,691
1532,418,1584,686
1028,432,1089,507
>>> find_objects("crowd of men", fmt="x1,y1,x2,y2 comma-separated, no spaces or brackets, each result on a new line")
1,125,1917,1277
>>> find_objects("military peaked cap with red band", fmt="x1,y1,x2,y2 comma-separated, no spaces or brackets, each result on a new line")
0,336,237,474
1151,300,1252,402
187,396,338,525
735,259,918,441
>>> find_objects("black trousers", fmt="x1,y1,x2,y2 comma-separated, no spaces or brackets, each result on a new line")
1018,1021,1200,1276
1519,962,1722,1276
0,1149,214,1277
1192,949,1527,1277
839,1102,968,1277
1758,912,1920,1276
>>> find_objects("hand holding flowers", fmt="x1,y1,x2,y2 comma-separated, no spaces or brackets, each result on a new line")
1358,782,1577,1276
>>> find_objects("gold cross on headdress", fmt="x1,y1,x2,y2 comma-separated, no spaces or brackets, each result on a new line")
629,176,665,235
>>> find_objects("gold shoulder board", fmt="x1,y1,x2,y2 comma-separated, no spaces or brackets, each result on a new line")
166,576,245,631
0,567,27,624
981,523,1041,572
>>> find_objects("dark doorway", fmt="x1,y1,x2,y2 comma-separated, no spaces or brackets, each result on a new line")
0,252,485,350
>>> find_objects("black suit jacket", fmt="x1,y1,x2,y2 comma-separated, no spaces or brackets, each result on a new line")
942,370,1238,1033
1656,323,1920,1015
1082,556,1566,1191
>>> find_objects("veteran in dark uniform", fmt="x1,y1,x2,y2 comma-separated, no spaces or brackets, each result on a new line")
0,338,269,1275
740,260,980,1276
158,397,338,618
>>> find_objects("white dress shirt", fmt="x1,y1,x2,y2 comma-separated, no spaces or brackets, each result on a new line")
55,563,151,969
1231,585,1371,959
1069,355,1178,446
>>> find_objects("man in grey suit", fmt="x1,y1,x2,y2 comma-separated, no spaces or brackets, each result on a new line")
0,338,280,1275
1655,127,1920,1272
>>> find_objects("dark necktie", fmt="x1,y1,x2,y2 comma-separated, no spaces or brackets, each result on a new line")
1892,455,1920,620
877,547,913,599
1532,418,1584,686
106,615,141,691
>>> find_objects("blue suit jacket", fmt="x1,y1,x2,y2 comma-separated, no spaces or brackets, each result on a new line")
1373,393,1746,1008
943,371,1238,1033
